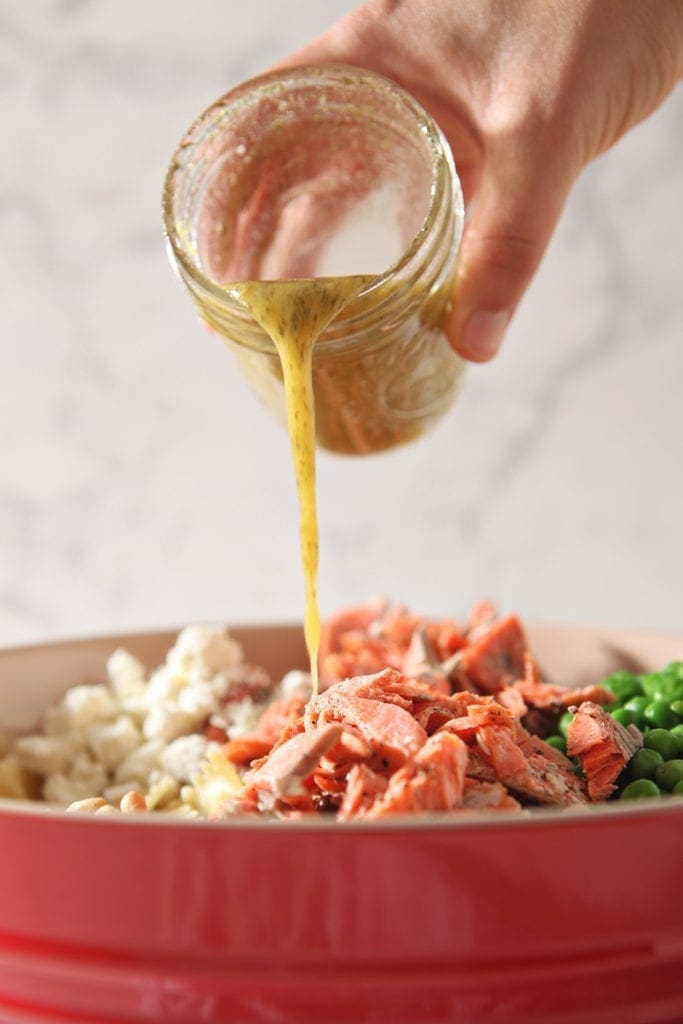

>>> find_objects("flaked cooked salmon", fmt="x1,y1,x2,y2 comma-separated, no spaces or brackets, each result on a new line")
462,778,521,811
501,679,617,714
222,696,306,766
363,732,469,818
210,601,646,821
242,723,343,811
457,615,528,694
566,701,642,800
337,763,388,820
309,691,428,770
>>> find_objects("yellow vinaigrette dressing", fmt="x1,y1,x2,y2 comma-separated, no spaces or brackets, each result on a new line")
228,276,375,695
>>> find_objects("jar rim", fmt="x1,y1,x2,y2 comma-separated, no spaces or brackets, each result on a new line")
162,63,463,315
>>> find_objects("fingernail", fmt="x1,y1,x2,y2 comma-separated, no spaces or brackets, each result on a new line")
459,310,510,361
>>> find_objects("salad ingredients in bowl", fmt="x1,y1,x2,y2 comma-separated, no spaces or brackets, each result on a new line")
2,600,681,821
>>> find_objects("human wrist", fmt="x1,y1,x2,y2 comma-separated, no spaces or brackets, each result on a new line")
660,0,683,80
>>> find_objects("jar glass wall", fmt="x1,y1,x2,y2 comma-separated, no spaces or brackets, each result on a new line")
163,65,465,454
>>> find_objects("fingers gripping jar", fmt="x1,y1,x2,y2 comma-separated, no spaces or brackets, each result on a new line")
163,65,465,454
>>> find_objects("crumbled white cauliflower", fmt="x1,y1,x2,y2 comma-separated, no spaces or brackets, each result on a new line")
87,715,141,771
143,703,196,743
216,664,270,701
177,679,223,724
160,734,212,782
166,625,243,683
217,696,264,739
2,623,274,814
145,666,184,708
107,649,148,720
14,733,82,775
63,685,117,729
43,753,108,805
107,648,145,692
114,738,165,784
280,670,312,701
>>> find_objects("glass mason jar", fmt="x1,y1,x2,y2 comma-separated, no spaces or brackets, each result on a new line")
163,65,465,455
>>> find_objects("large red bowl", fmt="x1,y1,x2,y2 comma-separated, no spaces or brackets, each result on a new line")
1,623,682,1024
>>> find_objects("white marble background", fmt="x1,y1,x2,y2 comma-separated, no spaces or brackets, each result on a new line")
1,0,681,648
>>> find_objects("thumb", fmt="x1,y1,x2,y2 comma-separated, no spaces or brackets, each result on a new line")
446,143,577,362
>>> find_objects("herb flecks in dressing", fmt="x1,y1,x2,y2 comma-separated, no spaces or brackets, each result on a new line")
229,276,375,694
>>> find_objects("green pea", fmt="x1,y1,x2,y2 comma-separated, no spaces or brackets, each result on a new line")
622,696,650,727
673,780,683,795
670,700,683,719
647,667,683,695
545,735,567,755
644,729,681,761
669,724,683,755
648,687,674,704
643,700,679,730
558,711,575,738
610,707,638,727
629,747,664,780
639,673,663,698
620,779,661,800
603,671,641,702
649,683,683,704
654,759,683,792
643,665,683,701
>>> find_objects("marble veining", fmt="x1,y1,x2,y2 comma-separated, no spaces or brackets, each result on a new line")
0,0,682,649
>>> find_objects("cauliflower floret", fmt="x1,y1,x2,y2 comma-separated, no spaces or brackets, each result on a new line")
160,734,211,783
280,670,312,701
212,663,271,702
87,715,142,771
145,666,186,709
14,733,82,775
114,738,165,784
107,649,148,721
107,648,145,693
218,697,264,739
43,753,108,804
118,692,147,724
63,685,117,729
177,679,222,725
142,703,195,743
7,623,261,811
166,625,242,683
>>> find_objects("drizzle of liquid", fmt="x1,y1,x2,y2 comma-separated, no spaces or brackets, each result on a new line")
229,276,374,694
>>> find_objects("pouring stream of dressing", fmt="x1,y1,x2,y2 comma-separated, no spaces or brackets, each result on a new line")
228,275,376,695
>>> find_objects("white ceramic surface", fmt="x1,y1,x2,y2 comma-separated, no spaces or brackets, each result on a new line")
1,1,682,649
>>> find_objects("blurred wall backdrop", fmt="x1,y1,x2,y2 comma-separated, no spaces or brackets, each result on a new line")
1,0,682,645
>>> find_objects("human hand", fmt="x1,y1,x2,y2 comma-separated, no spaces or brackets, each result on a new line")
278,0,683,361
